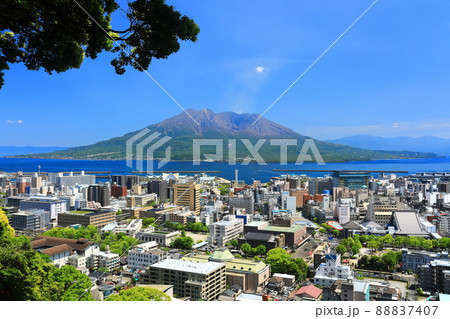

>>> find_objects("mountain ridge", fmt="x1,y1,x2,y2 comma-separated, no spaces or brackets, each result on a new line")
8,110,438,162
327,135,450,155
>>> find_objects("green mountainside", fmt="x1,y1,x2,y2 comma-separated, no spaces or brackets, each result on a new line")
11,109,438,162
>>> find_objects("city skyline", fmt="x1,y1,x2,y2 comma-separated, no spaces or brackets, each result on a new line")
2,0,450,146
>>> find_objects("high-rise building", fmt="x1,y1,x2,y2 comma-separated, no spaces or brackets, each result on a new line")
148,180,169,202
88,185,110,206
111,183,127,198
111,175,140,190
173,182,200,213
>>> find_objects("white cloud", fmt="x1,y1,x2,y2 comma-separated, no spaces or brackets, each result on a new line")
7,120,14,124
392,123,399,128
255,66,265,73
17,120,23,124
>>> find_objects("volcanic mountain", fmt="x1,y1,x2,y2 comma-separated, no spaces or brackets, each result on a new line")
12,109,437,162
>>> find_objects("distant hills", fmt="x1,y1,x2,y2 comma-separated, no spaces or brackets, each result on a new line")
0,146,67,157
9,109,438,162
327,135,450,155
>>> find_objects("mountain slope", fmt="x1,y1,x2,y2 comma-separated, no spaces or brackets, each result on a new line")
0,146,67,157
11,110,438,162
327,135,450,155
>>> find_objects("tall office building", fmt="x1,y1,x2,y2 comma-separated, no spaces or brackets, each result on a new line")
111,175,140,190
148,180,169,203
173,182,200,213
88,185,110,207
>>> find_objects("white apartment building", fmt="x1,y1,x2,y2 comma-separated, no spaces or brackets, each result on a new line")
87,250,120,271
127,246,168,270
314,253,354,288
207,215,244,247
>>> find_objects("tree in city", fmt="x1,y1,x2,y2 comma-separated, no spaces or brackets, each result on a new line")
265,248,307,280
0,0,200,89
367,240,378,254
229,240,238,248
172,231,193,250
381,251,401,272
351,244,360,256
255,245,267,256
240,243,252,257
0,218,93,300
0,209,14,237
142,217,156,228
335,244,346,256
106,286,171,301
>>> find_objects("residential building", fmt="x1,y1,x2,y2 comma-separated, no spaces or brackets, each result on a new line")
127,246,168,270
437,215,450,236
87,250,120,272
141,259,226,300
88,185,110,207
111,184,127,198
340,279,370,301
418,260,450,293
207,215,244,247
314,253,354,288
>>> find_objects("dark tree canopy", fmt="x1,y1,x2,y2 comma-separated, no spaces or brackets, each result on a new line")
0,0,200,88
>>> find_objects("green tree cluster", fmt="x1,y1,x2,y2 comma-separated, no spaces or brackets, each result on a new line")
357,251,402,272
185,222,209,233
43,226,136,255
106,286,170,301
240,243,267,257
265,248,308,280
0,211,93,300
172,231,193,250
142,217,156,228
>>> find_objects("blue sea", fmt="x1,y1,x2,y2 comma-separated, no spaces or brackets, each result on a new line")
2,157,450,183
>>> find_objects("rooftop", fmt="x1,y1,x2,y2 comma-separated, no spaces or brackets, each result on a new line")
150,259,224,274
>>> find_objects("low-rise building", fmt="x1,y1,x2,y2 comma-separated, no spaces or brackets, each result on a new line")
183,248,271,293
136,229,180,246
127,246,168,270
57,210,116,228
87,250,120,272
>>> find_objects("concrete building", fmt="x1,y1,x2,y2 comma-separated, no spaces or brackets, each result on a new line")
401,248,449,272
243,220,307,248
88,185,110,207
183,248,271,293
57,210,116,228
126,193,157,207
11,209,50,230
340,279,370,301
437,215,450,235
141,259,226,300
418,259,450,293
229,194,254,215
173,182,201,214
136,229,180,246
332,171,371,190
20,197,67,219
127,246,168,270
314,254,354,288
148,180,169,203
207,215,244,247
87,250,120,272
52,172,96,187
114,219,143,237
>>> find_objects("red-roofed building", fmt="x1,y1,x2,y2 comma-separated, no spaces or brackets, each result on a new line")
294,285,323,301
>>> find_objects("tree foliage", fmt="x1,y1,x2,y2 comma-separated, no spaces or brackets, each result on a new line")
0,209,14,237
265,248,307,280
0,0,200,88
0,221,93,300
106,286,170,301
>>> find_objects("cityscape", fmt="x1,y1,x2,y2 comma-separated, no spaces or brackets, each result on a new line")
1,168,450,303
1,0,450,315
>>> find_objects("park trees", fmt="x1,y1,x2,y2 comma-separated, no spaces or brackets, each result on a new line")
265,248,307,280
106,286,170,301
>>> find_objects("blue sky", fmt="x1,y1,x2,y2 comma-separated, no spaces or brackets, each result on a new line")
2,0,450,146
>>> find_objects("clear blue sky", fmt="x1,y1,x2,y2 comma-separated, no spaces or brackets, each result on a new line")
2,0,450,146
